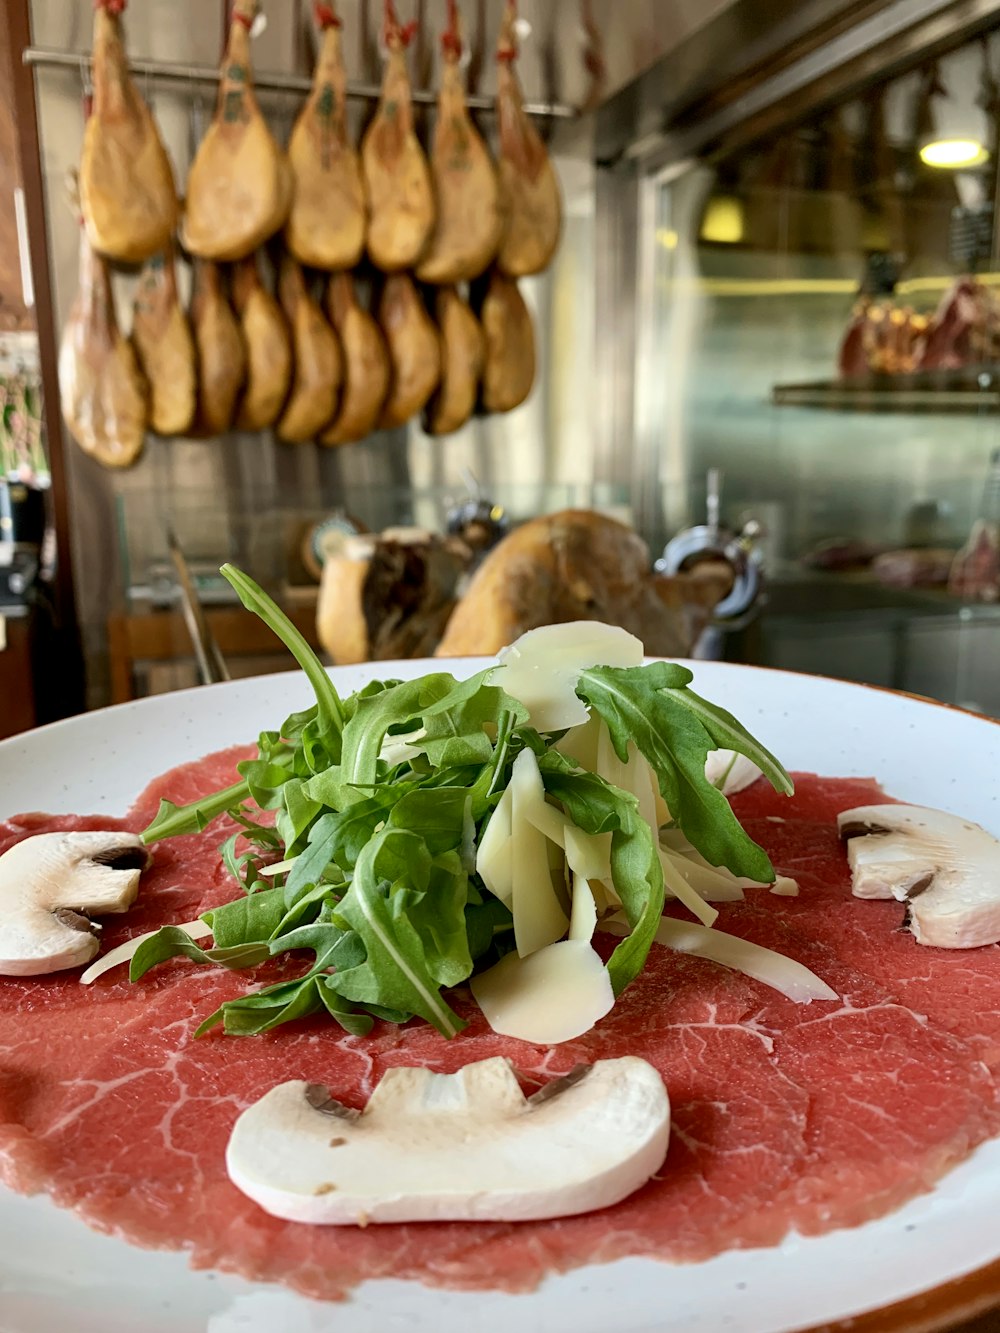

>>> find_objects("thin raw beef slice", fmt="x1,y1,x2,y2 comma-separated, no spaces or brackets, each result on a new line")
1,756,1000,1299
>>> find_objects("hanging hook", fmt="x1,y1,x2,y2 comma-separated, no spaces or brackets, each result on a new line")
79,54,94,119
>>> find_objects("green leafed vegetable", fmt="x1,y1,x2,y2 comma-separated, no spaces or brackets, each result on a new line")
131,568,792,1043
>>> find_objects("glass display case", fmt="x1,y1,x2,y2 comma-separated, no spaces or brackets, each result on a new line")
619,25,1000,715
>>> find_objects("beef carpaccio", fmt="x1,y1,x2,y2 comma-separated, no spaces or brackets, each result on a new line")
1,751,999,1301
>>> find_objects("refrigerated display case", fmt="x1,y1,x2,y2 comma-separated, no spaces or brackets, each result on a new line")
594,0,1000,715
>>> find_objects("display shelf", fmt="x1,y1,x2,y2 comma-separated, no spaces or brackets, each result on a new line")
772,368,1000,413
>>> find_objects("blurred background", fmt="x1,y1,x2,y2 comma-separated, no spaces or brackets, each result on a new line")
3,0,1000,729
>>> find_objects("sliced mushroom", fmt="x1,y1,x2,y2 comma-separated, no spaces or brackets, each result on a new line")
0,831,151,975
226,1056,669,1225
704,750,763,795
838,804,1000,948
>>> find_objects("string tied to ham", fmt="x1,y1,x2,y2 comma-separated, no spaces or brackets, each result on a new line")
497,0,518,65
231,0,257,31
383,0,418,50
314,2,341,30
442,0,462,60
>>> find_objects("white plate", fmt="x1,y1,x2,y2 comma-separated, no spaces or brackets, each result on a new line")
2,659,1000,1333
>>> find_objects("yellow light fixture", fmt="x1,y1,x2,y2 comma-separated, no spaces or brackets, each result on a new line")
699,195,745,244
919,137,989,168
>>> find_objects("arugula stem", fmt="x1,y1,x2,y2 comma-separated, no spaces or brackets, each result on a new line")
221,564,345,734
141,779,251,844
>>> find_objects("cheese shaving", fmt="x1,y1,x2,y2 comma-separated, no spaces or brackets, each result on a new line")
602,915,837,1004
80,918,213,985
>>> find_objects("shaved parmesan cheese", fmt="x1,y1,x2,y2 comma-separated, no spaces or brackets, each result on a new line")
79,918,213,985
470,940,615,1044
524,798,573,848
258,859,294,878
652,917,836,1002
510,749,569,956
476,785,513,907
657,848,719,927
770,878,799,897
556,712,602,771
379,727,428,768
659,829,800,902
601,915,837,1004
661,846,744,903
705,750,763,795
564,824,613,883
596,718,630,794
569,873,598,942
492,623,643,732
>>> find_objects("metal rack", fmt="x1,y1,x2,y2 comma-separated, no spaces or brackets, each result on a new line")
21,45,577,119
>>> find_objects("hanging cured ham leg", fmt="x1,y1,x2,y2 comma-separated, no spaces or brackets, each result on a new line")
415,2,502,283
59,209,148,469
321,272,390,446
425,286,484,435
495,1,561,277
80,0,179,263
181,0,291,261
190,260,247,437
131,246,196,437
277,258,342,443
286,3,366,271
378,274,441,428
232,255,292,432
361,1,435,272
478,269,535,412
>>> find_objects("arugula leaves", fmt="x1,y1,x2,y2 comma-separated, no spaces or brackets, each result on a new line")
132,568,792,1044
577,663,792,881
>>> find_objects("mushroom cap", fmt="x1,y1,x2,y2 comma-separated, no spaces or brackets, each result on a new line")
838,804,1000,949
0,831,151,975
226,1056,670,1225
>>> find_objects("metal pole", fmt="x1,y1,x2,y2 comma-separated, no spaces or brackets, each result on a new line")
21,45,577,120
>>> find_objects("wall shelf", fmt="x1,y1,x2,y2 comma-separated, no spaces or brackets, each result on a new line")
772,370,1000,414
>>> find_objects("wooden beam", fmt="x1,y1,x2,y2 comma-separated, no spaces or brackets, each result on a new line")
1,0,85,718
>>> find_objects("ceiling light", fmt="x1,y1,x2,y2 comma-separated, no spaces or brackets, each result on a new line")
919,138,989,169
700,196,744,245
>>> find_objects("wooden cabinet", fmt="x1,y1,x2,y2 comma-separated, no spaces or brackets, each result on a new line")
0,611,37,738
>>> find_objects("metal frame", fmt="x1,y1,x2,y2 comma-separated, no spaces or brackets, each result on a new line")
20,45,577,119
640,0,1000,171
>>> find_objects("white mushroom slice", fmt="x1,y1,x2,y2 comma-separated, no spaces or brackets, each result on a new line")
491,622,643,732
705,750,763,795
0,831,151,976
226,1056,670,1225
838,804,1000,949
79,917,214,984
470,939,614,1044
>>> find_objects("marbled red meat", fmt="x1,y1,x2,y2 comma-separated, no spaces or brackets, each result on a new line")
731,776,1000,1075
1,758,999,1301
